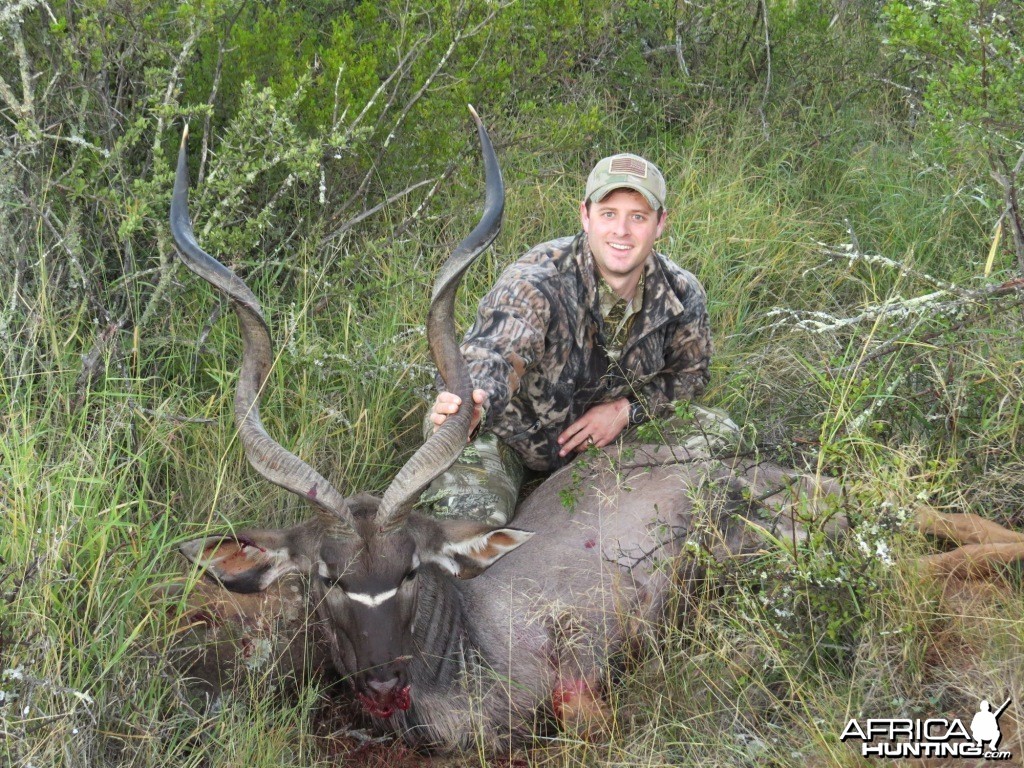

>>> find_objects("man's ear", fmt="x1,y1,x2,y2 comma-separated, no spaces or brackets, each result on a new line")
655,207,668,236
179,527,310,594
412,517,534,579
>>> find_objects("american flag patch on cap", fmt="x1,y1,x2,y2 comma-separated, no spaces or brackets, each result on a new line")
609,156,648,178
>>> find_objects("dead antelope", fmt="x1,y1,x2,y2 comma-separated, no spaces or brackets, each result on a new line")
166,111,1024,751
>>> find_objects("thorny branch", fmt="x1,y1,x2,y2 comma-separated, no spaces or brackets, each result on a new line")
396,158,460,244
757,0,772,139
320,178,435,244
198,3,246,186
991,145,1024,271
765,241,1024,374
332,2,505,225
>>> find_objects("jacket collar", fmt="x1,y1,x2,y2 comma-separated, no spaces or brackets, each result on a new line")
631,247,688,344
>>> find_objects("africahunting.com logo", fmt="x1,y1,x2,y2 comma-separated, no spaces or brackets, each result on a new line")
841,698,1013,760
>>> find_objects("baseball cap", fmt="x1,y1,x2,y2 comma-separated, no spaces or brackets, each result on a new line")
585,153,666,210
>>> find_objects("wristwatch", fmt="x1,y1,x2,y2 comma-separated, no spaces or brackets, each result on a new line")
627,399,648,427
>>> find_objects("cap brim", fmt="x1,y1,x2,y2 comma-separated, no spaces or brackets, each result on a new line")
587,182,662,210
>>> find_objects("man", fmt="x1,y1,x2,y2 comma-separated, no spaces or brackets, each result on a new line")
422,153,728,524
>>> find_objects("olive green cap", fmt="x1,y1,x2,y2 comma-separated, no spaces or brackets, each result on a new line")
585,153,666,210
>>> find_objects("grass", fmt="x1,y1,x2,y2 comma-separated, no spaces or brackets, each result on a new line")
2,97,1023,767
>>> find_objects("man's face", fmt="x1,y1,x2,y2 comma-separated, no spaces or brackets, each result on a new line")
580,188,666,287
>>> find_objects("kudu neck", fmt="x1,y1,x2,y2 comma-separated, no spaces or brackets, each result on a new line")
410,567,475,686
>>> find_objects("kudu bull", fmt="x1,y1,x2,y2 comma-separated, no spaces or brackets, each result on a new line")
167,112,1024,751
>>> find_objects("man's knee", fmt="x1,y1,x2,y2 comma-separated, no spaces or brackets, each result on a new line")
418,433,524,525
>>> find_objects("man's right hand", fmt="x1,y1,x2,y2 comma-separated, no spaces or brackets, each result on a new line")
431,388,488,437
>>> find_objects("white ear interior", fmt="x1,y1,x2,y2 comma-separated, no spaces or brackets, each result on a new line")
444,528,535,570
179,536,299,591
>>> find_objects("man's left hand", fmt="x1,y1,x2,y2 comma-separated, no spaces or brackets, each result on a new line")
557,398,631,458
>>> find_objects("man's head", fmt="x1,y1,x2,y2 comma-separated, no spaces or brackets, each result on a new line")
581,154,667,293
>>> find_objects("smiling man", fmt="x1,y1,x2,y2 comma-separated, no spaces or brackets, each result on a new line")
422,153,716,523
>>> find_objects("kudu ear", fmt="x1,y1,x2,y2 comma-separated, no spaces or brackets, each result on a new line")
413,517,534,579
179,528,311,594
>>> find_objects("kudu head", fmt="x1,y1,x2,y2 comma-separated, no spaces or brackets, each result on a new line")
170,109,532,718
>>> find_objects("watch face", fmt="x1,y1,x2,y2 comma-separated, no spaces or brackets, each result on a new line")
630,402,644,425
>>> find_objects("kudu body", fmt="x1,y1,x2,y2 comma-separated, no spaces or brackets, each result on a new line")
166,113,1024,751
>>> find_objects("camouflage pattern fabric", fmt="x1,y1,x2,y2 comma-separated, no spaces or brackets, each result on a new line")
638,403,743,457
455,232,711,473
419,432,524,525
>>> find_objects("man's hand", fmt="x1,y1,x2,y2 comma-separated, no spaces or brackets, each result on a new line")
431,388,488,438
557,398,630,458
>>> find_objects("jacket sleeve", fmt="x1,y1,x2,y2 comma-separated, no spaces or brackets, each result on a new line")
639,279,712,419
457,271,551,428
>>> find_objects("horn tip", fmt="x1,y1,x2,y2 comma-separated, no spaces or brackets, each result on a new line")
467,104,481,125
181,123,190,146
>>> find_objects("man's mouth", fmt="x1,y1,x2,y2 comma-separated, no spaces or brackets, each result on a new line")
608,242,632,252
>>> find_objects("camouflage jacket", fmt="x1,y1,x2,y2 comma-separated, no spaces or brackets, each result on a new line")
459,232,711,472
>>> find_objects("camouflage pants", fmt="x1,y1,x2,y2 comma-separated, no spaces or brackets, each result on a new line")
417,403,741,526
418,431,525,526
634,403,743,457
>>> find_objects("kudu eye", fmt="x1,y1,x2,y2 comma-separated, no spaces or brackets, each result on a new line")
403,567,418,583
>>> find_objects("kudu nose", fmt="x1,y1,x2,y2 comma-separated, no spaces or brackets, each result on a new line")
368,676,401,696
360,657,409,692
356,661,413,718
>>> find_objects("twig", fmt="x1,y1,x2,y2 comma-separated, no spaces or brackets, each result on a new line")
127,400,217,425
199,4,245,185
395,158,459,242
346,33,461,213
830,277,1024,374
14,189,112,325
14,17,35,124
818,241,971,298
135,21,203,336
750,475,801,505
320,178,435,244
73,319,125,411
155,21,200,142
992,146,1024,271
342,40,424,145
674,29,690,78
340,1,505,219
327,726,393,745
757,0,772,139
331,41,431,220
195,301,223,359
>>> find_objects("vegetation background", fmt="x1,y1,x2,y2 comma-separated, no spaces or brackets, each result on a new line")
1,0,1022,765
